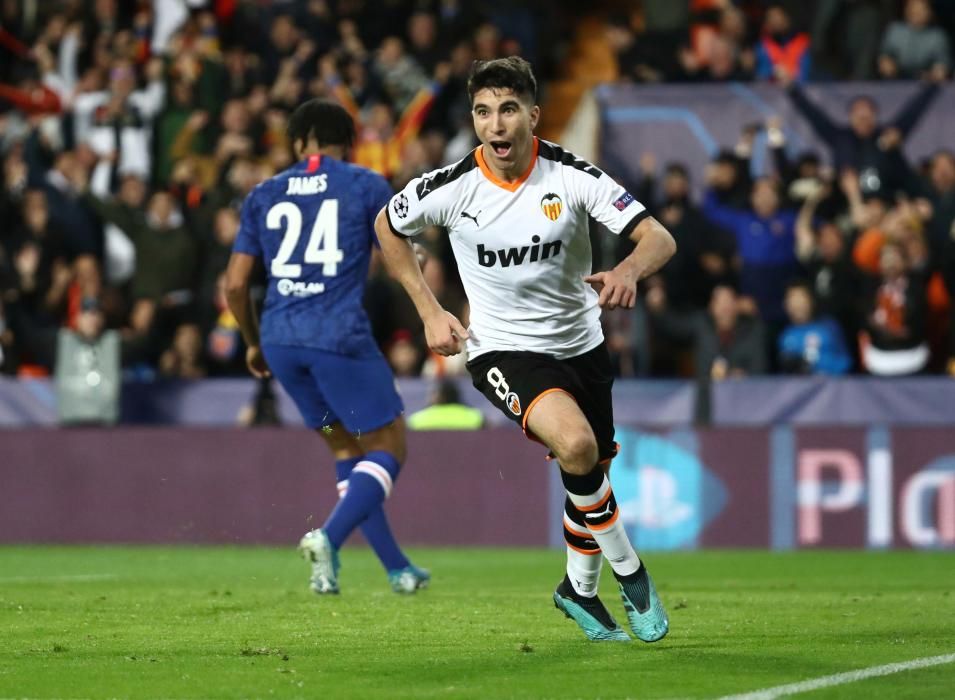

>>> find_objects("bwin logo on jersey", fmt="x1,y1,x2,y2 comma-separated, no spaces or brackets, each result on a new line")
477,235,563,268
540,192,562,221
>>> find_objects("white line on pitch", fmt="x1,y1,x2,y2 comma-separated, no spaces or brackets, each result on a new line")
717,652,955,700
0,574,117,584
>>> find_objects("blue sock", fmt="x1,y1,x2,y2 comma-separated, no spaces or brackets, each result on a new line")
333,457,409,571
323,451,403,555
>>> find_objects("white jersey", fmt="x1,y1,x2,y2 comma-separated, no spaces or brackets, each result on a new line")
386,138,648,360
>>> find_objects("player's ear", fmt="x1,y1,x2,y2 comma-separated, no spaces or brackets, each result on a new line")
529,104,540,131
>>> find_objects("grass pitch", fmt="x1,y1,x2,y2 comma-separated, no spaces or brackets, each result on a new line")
0,547,953,699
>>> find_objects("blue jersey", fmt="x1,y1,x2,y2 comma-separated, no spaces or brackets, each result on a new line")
233,155,392,357
778,317,851,375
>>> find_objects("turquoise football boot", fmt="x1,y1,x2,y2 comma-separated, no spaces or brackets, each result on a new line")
553,576,631,642
616,565,669,642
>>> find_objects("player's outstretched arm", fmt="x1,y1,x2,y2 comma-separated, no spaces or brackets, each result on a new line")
584,216,676,310
224,251,271,378
374,208,469,356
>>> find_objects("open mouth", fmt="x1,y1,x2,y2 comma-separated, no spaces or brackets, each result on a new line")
490,140,512,158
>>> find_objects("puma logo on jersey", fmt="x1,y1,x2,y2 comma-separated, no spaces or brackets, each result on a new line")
477,235,563,268
286,174,328,195
461,210,481,226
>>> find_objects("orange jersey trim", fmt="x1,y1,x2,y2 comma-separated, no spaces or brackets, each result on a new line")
475,136,539,192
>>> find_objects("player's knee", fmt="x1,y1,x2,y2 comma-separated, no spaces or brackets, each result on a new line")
358,418,406,464
554,429,598,474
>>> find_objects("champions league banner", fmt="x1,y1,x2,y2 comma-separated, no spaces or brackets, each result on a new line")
1,424,952,550
595,82,955,198
582,426,955,551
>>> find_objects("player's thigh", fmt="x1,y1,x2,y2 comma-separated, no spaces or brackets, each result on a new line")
524,391,598,471
467,351,596,465
261,344,339,429
566,342,617,464
309,350,404,437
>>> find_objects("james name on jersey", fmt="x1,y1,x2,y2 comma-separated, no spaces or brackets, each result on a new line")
286,174,329,195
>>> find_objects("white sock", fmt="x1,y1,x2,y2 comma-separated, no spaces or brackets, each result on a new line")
566,545,603,597
565,474,641,577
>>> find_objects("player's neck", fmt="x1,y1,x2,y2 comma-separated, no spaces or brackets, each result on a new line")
481,138,536,183
318,146,346,160
297,146,346,161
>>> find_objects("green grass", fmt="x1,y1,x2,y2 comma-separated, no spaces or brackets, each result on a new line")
0,548,953,699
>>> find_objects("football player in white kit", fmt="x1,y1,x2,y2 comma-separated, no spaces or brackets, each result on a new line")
374,57,676,642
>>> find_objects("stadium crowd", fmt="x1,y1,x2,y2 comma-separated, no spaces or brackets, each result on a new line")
0,0,953,384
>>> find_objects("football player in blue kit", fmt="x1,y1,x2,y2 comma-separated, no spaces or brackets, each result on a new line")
225,99,429,595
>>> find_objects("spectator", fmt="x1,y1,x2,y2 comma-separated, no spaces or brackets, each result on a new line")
6,190,73,325
0,299,10,372
386,329,423,377
942,218,955,375
159,323,206,379
82,188,198,341
647,284,768,381
608,11,684,84
407,380,485,430
407,12,442,75
679,34,754,82
878,0,951,80
621,156,735,311
786,78,940,200
795,184,861,345
100,173,144,288
204,272,245,377
755,4,812,83
72,57,165,182
55,296,121,425
860,241,929,375
330,60,447,179
810,0,888,80
924,151,955,261
778,280,852,374
765,117,824,206
38,149,102,268
703,176,800,326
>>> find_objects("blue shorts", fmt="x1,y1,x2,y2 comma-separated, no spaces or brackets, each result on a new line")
262,345,403,434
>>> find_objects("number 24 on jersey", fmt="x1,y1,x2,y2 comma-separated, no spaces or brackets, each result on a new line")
267,200,343,279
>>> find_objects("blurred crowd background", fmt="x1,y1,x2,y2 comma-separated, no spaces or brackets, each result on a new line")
0,0,953,389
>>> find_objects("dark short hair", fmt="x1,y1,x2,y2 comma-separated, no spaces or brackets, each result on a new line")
434,380,462,405
785,278,813,296
467,56,537,105
287,99,355,152
796,151,820,168
664,162,690,179
713,149,738,166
